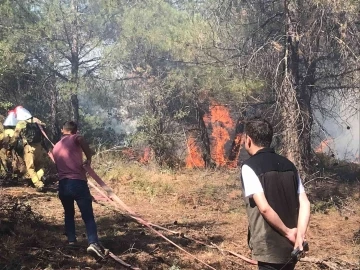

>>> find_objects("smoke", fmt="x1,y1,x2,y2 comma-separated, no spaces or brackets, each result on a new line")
110,117,138,135
315,98,360,162
80,97,138,137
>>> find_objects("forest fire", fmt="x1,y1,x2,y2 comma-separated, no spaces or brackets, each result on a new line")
119,147,152,164
185,136,205,168
315,139,333,154
186,101,243,168
203,102,234,166
228,133,244,168
139,147,151,164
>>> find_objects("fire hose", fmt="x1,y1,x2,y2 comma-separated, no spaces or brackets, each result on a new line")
38,124,257,269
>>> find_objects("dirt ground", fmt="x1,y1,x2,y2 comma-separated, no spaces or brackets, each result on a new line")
1,160,359,270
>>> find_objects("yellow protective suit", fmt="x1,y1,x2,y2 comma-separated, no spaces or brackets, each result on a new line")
11,118,47,189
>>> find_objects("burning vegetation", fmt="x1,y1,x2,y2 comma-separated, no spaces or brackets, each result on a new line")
186,102,243,169
185,136,205,168
315,139,334,154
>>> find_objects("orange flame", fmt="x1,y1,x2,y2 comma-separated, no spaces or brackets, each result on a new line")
185,101,245,168
185,136,205,168
203,102,234,129
186,101,242,168
204,102,234,167
315,139,333,154
228,133,244,168
139,147,151,164
121,148,136,159
210,125,230,166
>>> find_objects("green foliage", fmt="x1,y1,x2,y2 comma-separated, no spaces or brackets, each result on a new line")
0,0,258,163
0,101,13,113
0,0,357,170
116,0,211,63
132,113,180,167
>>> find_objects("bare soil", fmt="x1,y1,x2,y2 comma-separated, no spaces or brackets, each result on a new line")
1,160,359,270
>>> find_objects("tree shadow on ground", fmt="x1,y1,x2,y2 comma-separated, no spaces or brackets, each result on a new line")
97,215,226,249
95,215,227,269
0,192,225,270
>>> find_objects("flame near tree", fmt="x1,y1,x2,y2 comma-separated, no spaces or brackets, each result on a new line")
228,133,243,168
315,138,359,164
203,102,234,166
314,138,334,154
139,147,152,163
186,101,243,168
185,136,205,168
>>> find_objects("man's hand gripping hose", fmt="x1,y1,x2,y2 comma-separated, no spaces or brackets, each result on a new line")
280,242,309,270
291,241,309,261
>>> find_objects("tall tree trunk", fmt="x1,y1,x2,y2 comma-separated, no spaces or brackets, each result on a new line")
279,0,306,176
299,62,316,173
278,0,317,177
228,115,245,166
48,53,61,141
197,107,213,168
298,33,320,173
70,0,79,124
49,76,61,141
70,92,79,123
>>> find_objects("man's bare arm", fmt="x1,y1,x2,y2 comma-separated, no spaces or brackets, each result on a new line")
76,135,93,163
253,192,297,243
295,192,311,250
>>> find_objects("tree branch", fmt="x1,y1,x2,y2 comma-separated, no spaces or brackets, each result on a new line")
34,55,69,82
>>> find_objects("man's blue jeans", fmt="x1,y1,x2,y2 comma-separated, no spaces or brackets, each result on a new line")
59,179,98,244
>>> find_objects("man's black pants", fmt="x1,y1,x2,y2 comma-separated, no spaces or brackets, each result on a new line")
258,261,296,270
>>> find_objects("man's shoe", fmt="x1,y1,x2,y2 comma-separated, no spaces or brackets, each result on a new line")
66,241,80,249
86,243,109,261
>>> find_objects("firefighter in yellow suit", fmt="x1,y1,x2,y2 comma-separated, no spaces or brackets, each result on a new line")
3,110,27,177
11,106,47,191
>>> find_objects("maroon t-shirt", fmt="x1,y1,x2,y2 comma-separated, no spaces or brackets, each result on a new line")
52,134,87,181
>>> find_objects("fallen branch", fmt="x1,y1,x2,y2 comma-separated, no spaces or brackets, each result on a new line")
147,223,217,248
56,249,75,259
211,243,258,265
30,247,74,259
301,257,338,269
301,256,357,270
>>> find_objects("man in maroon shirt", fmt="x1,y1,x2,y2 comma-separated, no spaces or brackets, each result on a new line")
52,121,108,261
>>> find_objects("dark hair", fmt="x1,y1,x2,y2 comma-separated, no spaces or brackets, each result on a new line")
244,118,273,147
62,121,78,134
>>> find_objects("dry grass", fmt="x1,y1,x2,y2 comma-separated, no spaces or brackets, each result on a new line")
1,154,359,269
